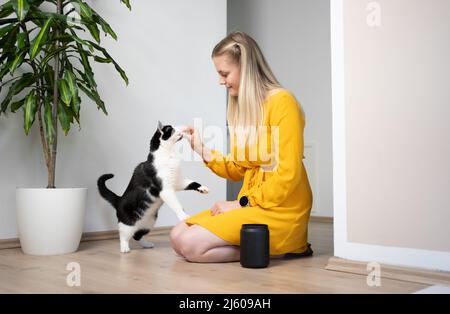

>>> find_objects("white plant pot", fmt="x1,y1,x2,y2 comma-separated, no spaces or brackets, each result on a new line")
16,188,87,256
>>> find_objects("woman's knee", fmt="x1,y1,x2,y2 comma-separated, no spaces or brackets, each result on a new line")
170,222,189,254
170,222,188,242
177,232,202,262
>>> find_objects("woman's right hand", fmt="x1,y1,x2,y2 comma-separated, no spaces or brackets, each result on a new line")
182,126,213,162
182,126,203,154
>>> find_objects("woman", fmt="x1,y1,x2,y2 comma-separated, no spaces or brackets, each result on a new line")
171,32,313,263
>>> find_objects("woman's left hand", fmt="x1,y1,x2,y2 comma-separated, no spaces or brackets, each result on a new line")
210,200,241,216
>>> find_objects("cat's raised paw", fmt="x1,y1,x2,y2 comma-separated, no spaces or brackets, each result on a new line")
198,186,209,194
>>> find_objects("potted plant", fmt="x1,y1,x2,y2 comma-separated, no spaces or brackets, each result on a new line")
0,0,131,255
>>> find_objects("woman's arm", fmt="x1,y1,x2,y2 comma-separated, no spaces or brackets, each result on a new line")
202,148,247,181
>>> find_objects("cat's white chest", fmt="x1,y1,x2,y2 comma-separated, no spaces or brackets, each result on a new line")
154,151,180,187
163,153,180,170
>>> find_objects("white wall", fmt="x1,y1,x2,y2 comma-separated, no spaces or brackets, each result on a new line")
227,0,333,217
332,0,450,271
0,0,227,239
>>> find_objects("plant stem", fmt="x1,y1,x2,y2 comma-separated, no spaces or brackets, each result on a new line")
38,75,51,170
48,0,63,189
37,100,50,170
19,22,51,179
33,71,50,170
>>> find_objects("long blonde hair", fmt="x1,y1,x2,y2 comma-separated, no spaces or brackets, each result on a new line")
212,32,282,146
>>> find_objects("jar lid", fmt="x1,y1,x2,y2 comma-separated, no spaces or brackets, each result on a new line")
241,224,268,229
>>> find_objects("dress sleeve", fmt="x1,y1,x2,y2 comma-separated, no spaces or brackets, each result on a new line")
247,93,305,208
203,149,247,182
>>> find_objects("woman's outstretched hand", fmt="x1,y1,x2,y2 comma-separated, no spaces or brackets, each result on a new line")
182,126,212,162
210,200,241,216
182,126,202,153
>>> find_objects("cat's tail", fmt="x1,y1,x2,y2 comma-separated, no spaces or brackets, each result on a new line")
97,174,120,209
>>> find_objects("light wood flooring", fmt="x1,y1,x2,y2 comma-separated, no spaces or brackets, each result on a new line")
0,221,430,293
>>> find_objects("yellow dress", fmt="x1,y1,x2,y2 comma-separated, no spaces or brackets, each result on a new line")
185,90,313,255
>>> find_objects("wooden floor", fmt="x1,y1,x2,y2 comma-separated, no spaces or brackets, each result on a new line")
0,221,429,293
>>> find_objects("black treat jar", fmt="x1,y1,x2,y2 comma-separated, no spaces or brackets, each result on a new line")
240,224,270,268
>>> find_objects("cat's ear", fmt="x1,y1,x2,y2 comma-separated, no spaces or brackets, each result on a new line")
157,120,163,132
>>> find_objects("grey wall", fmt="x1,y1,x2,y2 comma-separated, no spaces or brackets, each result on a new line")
227,0,333,217
0,0,227,239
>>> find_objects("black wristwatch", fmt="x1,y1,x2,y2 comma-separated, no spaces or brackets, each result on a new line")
239,195,250,207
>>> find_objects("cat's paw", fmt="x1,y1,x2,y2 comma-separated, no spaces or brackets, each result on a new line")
120,243,131,253
198,185,209,194
120,247,131,253
139,239,155,249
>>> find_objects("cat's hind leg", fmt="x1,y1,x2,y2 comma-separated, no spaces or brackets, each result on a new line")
177,179,209,194
133,228,154,249
118,222,137,253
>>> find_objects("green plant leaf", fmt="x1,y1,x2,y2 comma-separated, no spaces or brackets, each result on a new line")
75,0,93,20
0,25,19,63
92,12,117,40
43,65,54,92
9,51,25,74
39,44,73,68
29,0,45,7
12,0,29,21
27,10,66,28
120,0,131,10
71,94,81,123
58,78,72,106
64,68,80,122
85,22,100,43
0,2,15,19
10,98,25,112
68,31,94,52
108,57,128,85
0,52,14,72
58,100,73,135
0,62,12,82
64,69,77,98
43,97,55,144
86,40,128,85
23,89,37,135
73,1,100,43
78,83,107,115
75,43,97,88
0,24,15,39
29,17,52,60
16,31,26,50
93,55,111,63
1,72,34,113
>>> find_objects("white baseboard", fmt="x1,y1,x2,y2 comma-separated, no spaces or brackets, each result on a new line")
0,226,172,250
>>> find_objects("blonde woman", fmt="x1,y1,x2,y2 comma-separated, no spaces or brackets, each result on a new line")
171,32,313,263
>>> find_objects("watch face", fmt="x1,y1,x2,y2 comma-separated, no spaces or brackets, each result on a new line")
240,196,248,207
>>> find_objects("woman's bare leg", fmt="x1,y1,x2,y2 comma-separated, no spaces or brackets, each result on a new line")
177,224,240,263
196,245,240,263
170,222,190,256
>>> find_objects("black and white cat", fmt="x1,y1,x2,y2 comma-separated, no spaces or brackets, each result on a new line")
97,121,209,253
